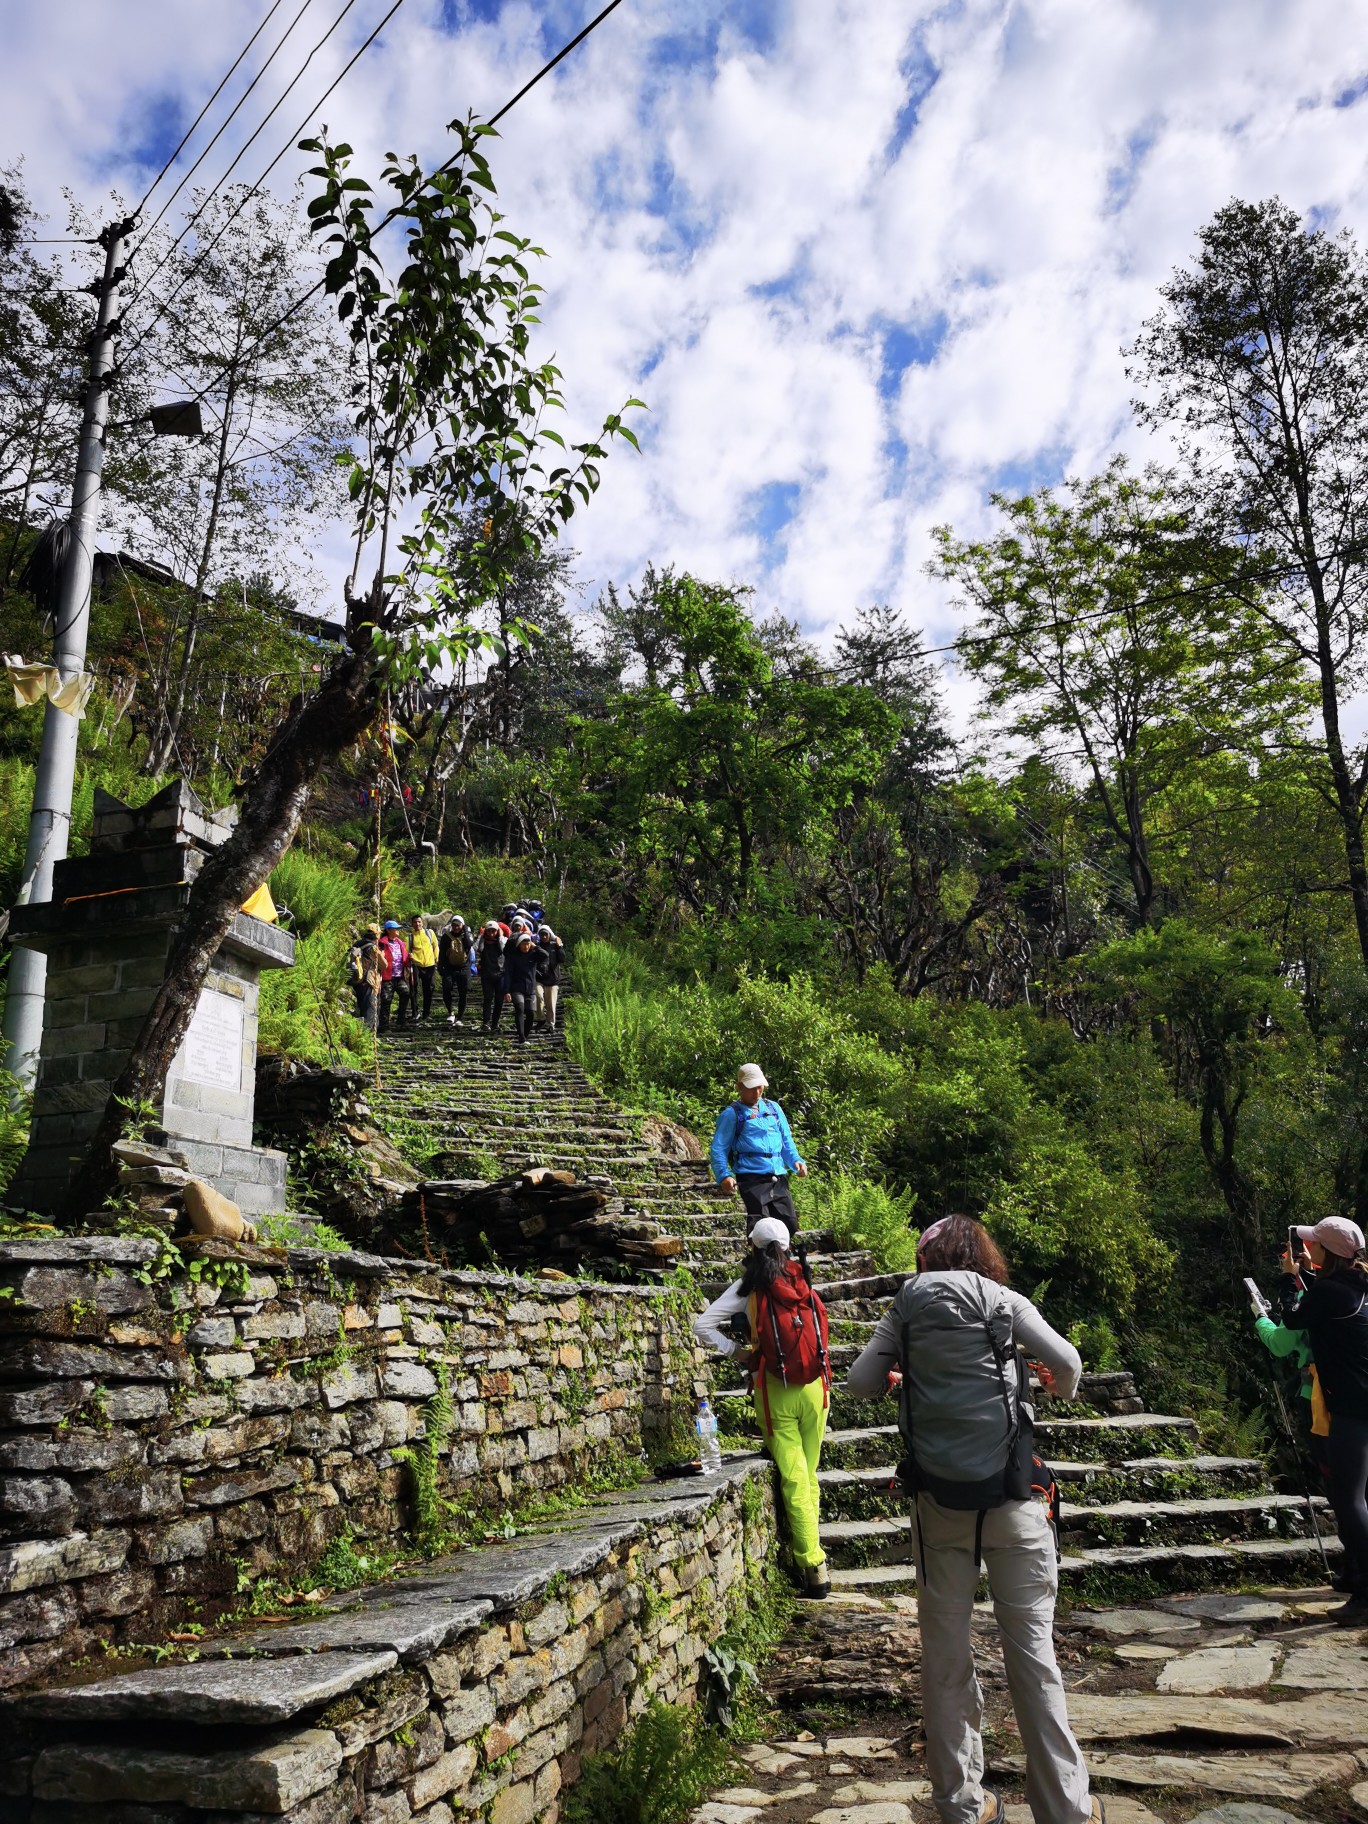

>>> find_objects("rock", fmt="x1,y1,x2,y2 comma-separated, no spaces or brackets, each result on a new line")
991,1749,1360,1800
1156,1646,1278,1694
1277,1641,1368,1689
1187,1807,1309,1824
228,1597,491,1663
1063,1691,1368,1744
1007,1806,1158,1824
11,1648,397,1723
1113,1642,1177,1661
1352,1778,1368,1816
829,1782,933,1803
1166,1595,1289,1623
810,1804,915,1824
1071,1607,1202,1637
31,1728,343,1810
183,1178,255,1242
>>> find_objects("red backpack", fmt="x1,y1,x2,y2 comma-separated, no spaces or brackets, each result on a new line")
748,1261,832,1431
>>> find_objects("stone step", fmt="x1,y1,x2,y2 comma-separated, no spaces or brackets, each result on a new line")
811,1414,1201,1470
816,1456,1272,1521
828,1533,1340,1596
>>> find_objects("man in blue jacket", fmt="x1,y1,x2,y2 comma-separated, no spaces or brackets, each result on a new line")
709,1062,808,1237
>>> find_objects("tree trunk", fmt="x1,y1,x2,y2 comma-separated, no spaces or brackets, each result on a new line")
61,637,381,1220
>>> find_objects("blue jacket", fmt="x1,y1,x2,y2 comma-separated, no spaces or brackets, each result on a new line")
709,1097,803,1182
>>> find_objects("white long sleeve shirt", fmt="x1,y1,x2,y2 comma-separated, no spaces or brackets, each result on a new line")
845,1279,1082,1401
693,1279,749,1359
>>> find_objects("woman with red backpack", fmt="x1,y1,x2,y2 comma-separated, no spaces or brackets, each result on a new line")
693,1215,833,1598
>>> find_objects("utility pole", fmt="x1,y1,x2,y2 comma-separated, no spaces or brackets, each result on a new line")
2,218,134,1091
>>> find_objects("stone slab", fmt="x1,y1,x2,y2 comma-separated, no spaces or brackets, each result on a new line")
32,1727,341,1810
1070,1607,1202,1638
1156,1646,1277,1694
230,1597,491,1663
1166,1595,1289,1623
1187,1807,1309,1824
1276,1641,1368,1689
7,1648,396,1723
1062,1692,1368,1744
810,1805,915,1824
1006,1806,1159,1824
1353,1777,1368,1815
829,1780,934,1802
992,1749,1360,1800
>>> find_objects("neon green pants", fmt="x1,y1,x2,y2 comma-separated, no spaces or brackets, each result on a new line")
754,1374,828,1568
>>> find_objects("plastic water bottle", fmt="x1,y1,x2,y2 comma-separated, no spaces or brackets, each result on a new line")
696,1398,723,1475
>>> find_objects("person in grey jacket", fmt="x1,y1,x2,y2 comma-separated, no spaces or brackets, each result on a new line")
846,1214,1100,1824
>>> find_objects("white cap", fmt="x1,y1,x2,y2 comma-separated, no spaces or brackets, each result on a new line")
749,1216,790,1250
736,1062,767,1089
1296,1217,1366,1258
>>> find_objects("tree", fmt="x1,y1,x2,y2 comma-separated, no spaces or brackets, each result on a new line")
59,119,640,1216
1129,197,1368,970
933,459,1298,927
114,185,354,774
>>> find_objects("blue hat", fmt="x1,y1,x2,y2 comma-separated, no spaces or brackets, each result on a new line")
383,919,400,930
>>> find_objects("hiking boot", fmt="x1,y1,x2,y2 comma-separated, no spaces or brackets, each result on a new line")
975,1793,1002,1824
1332,1594,1368,1627
801,1563,831,1600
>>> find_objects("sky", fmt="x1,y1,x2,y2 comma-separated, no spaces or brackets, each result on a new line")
6,0,1368,716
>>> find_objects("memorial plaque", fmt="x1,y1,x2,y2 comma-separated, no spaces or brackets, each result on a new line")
181,989,245,1092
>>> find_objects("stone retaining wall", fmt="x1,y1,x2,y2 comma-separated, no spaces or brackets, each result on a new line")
0,1237,706,1690
0,1464,776,1824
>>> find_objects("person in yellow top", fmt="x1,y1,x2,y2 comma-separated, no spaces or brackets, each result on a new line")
408,915,439,1021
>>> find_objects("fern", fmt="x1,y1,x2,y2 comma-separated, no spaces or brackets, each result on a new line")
395,1363,456,1554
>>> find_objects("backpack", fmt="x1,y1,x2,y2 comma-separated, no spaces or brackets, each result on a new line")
747,1260,832,1432
893,1271,1059,1553
348,946,365,986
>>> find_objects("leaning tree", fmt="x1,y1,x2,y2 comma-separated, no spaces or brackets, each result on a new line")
61,119,640,1216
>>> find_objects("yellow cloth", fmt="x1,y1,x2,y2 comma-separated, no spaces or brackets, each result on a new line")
409,926,437,967
752,1374,828,1568
1311,1364,1330,1437
240,883,278,923
5,654,94,717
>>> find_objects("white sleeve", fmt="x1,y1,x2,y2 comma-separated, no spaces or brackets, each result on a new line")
846,1307,902,1396
1003,1288,1082,1401
693,1281,748,1358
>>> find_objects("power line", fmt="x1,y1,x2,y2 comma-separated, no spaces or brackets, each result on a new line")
134,0,318,251
121,0,626,413
120,0,399,369
135,0,296,214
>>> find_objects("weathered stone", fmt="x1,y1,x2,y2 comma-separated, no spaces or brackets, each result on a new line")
136,1516,213,1563
1166,1595,1289,1623
9,1264,152,1314
1071,1607,1201,1638
32,1728,343,1809
0,1583,77,1650
0,1379,93,1426
1186,1807,1309,1824
1277,1641,1368,1689
1155,1646,1277,1694
332,1675,428,1756
410,1744,479,1809
183,1178,251,1242
184,1461,300,1508
322,1361,381,1408
15,1649,398,1723
0,1428,141,1475
78,1467,183,1526
991,1749,1360,1800
1025,1692,1368,1746
0,1337,188,1381
438,1683,496,1743
0,1474,76,1537
0,1528,129,1593
381,1360,438,1400
810,1804,915,1824
230,1597,490,1663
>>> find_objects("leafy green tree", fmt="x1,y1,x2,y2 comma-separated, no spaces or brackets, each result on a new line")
1130,197,1368,971
934,459,1299,926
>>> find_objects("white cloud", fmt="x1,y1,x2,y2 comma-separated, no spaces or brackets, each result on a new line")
8,0,1368,721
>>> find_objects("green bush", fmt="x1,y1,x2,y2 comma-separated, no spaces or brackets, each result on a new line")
270,848,363,937
795,1170,919,1272
562,1700,729,1824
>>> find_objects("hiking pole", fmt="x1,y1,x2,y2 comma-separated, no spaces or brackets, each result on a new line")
1245,1280,1332,1579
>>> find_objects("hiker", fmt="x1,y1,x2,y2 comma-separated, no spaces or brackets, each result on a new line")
408,914,438,1021
506,930,540,1044
475,919,506,1033
1252,1291,1329,1481
347,925,383,1030
536,926,566,1030
1281,1216,1368,1624
846,1214,1099,1824
709,1063,807,1238
377,920,410,1031
692,1216,833,1598
439,916,474,1025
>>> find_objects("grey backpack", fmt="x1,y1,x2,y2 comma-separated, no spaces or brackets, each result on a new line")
893,1270,1043,1512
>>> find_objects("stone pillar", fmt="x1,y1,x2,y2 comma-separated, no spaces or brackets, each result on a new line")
8,780,296,1217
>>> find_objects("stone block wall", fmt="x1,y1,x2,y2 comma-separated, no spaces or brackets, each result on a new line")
0,1237,706,1690
0,1464,777,1824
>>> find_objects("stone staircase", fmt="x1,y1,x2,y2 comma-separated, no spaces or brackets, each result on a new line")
372,1012,876,1284
712,1273,1339,1601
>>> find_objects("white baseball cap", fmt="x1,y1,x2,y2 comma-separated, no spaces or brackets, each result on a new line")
749,1216,791,1250
1296,1217,1366,1258
736,1063,767,1089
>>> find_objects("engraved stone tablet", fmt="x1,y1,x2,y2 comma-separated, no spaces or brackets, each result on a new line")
181,989,244,1091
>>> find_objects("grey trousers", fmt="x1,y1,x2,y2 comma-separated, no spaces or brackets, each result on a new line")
913,1493,1092,1824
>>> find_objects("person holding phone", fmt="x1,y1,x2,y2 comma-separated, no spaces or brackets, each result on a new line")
1280,1216,1368,1623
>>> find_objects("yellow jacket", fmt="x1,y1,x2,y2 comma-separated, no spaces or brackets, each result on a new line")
409,926,437,968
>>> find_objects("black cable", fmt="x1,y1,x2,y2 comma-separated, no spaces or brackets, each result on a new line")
120,0,392,369
134,0,319,252
120,0,623,405
135,0,294,215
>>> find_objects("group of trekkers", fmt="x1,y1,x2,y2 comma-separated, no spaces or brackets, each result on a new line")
346,901,567,1045
696,1061,1106,1824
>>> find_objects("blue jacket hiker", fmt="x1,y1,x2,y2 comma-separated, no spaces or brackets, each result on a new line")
709,1061,807,1238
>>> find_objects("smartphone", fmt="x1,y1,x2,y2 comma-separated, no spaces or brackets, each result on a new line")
1242,1276,1270,1316
1288,1224,1301,1262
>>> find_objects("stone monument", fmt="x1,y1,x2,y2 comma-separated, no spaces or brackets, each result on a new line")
8,780,296,1216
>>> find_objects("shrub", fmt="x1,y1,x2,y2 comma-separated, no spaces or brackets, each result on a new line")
795,1171,919,1273
562,1700,728,1824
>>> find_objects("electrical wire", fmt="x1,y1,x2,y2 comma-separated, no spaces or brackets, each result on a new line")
119,0,626,411
134,0,295,215
134,0,319,252
119,0,400,372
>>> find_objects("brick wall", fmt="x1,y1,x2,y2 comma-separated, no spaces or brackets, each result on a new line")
0,1237,706,1690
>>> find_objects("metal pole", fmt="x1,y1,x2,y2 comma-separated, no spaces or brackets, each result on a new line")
2,219,133,1090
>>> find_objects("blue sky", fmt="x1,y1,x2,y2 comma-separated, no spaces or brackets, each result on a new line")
6,0,1368,720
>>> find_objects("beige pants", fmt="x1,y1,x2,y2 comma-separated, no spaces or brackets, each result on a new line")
537,982,559,1027
913,1493,1091,1824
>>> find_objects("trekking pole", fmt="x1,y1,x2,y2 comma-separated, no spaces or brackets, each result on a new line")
1265,1372,1332,1580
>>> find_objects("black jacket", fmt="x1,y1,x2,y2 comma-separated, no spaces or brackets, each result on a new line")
536,939,566,985
440,925,473,968
1282,1270,1368,1420
505,945,540,995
